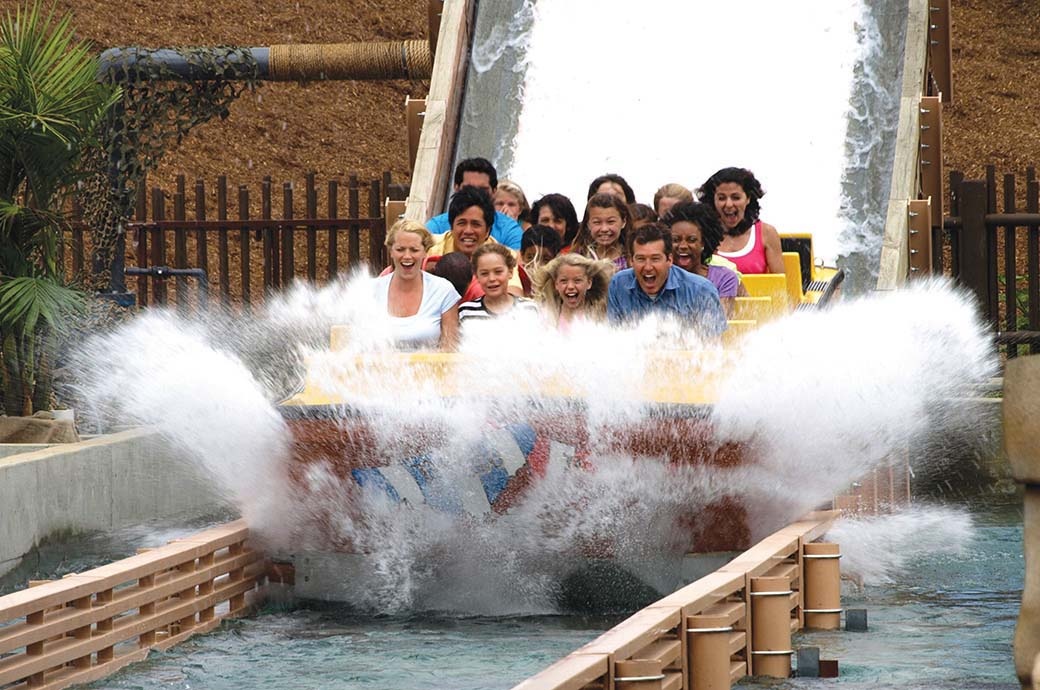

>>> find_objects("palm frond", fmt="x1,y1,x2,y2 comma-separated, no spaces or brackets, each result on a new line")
0,275,84,335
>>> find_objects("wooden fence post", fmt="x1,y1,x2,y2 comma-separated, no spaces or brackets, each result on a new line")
348,175,361,266
749,576,792,678
328,180,340,279
150,188,167,305
135,184,149,305
1002,173,1019,357
217,176,230,305
957,179,994,324
262,177,275,291
194,178,209,308
174,175,188,313
238,185,251,309
306,172,318,282
282,181,295,285
369,177,384,273
687,614,732,689
1029,175,1040,354
802,543,842,630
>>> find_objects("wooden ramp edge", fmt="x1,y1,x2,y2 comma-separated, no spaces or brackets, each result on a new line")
510,510,841,690
0,520,266,690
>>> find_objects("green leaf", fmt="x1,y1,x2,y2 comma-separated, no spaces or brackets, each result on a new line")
0,275,85,335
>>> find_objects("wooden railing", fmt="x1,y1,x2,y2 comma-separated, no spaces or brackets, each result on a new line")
0,520,266,690
938,167,1040,358
511,511,839,690
65,172,394,310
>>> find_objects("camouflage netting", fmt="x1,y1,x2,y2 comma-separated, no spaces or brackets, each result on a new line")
79,46,260,292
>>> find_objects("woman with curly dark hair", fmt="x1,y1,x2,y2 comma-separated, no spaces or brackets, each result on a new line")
698,167,784,274
662,201,742,316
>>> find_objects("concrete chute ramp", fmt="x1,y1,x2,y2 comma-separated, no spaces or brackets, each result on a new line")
409,0,938,293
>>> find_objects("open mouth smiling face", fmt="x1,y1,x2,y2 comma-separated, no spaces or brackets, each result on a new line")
554,264,592,310
587,206,623,250
714,182,749,231
391,230,427,276
670,221,704,272
631,239,673,296
451,206,490,256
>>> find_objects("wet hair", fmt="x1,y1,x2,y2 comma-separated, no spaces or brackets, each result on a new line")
448,185,496,230
662,201,726,265
472,242,516,271
530,193,580,246
572,193,632,256
494,179,530,222
385,218,434,251
587,173,636,204
627,221,673,256
653,183,693,215
629,203,658,226
521,224,563,256
453,157,498,189
533,253,615,322
431,251,473,296
697,167,765,235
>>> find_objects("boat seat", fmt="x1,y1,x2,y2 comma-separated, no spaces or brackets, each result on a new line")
733,296,780,323
723,319,757,345
780,233,815,289
741,274,790,312
782,251,804,306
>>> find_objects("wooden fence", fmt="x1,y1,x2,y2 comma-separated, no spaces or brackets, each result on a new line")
0,521,266,690
65,172,395,310
937,166,1040,357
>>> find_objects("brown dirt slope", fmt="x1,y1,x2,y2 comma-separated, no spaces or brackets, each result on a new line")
0,0,429,192
946,0,1040,179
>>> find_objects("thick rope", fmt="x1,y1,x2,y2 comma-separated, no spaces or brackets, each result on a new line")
268,40,432,81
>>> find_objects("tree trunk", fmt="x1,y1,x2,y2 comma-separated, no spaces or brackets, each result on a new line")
1,331,25,415
31,326,53,413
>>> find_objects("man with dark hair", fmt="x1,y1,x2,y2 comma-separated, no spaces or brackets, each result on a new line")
606,222,726,336
428,186,523,296
425,157,523,250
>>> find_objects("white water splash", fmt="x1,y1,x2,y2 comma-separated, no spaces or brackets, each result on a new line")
73,278,994,614
826,506,975,585
507,0,876,265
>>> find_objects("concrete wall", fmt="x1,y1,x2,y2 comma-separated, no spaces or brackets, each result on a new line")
0,428,227,578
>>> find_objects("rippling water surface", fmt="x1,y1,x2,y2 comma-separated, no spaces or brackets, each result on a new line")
25,495,1011,690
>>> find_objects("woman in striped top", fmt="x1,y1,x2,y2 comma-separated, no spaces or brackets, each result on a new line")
458,244,539,324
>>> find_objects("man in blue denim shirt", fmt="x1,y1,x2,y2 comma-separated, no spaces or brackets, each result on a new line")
607,223,726,337
425,158,523,250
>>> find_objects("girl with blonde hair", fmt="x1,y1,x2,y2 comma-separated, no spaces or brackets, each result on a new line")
533,253,614,330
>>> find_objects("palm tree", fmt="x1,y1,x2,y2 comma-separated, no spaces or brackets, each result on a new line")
0,2,119,415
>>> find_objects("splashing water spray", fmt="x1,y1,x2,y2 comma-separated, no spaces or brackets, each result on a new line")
72,277,994,614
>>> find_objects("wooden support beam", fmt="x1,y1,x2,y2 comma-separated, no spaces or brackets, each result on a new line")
928,0,953,103
919,95,943,228
908,198,933,277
